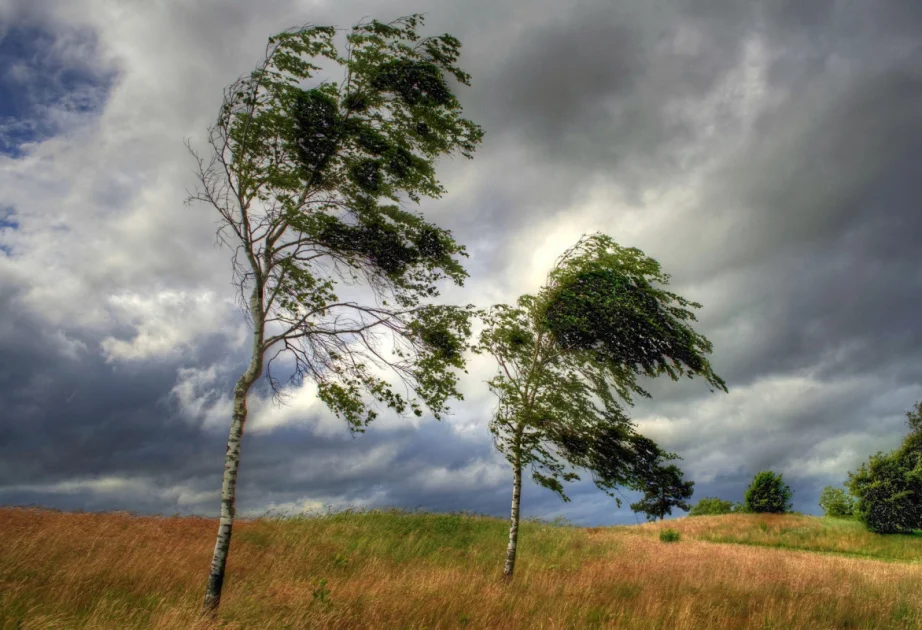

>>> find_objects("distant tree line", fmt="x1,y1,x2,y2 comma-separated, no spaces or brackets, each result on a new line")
683,401,922,537
687,470,794,516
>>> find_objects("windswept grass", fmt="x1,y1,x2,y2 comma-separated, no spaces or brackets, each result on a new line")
632,513,922,563
2,508,922,629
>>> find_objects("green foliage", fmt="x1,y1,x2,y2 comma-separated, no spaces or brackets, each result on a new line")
311,578,330,606
476,233,725,508
688,497,736,516
190,15,483,430
848,452,922,534
659,529,681,543
906,400,922,435
476,234,726,504
540,236,727,396
630,462,695,522
819,485,855,518
744,471,793,514
847,401,922,534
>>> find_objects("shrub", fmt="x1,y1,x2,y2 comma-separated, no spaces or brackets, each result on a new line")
689,497,735,516
819,485,855,518
847,401,922,534
848,451,922,534
744,471,793,514
659,528,680,542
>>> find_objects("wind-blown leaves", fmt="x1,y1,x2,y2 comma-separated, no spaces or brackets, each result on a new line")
191,15,483,428
542,235,727,393
478,234,727,578
479,234,726,503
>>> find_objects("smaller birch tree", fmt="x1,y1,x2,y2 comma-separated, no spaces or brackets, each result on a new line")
477,234,726,580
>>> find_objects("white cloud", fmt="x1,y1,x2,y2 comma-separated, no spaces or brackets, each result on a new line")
1,475,220,507
169,363,234,430
411,458,509,494
100,290,243,362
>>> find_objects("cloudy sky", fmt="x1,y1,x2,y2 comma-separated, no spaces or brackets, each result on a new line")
1,0,920,526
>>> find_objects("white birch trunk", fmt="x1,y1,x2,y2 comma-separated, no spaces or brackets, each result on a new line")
202,287,264,614
502,454,523,580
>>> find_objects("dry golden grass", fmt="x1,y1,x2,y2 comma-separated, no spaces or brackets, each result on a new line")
2,507,921,629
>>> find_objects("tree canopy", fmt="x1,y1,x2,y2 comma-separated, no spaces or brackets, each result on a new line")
191,15,484,430
744,471,793,514
630,461,695,522
819,485,856,518
479,235,726,501
848,401,922,534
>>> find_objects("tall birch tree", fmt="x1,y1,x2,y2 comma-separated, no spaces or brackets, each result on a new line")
188,15,482,613
477,234,727,580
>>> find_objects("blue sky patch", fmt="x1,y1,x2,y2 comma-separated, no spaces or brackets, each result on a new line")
0,24,116,157
0,206,17,256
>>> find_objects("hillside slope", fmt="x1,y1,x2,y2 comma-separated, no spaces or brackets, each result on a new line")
1,508,921,629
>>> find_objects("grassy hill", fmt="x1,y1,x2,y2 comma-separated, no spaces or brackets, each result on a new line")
2,508,922,629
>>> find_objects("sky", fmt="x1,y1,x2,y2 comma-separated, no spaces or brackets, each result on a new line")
0,0,920,526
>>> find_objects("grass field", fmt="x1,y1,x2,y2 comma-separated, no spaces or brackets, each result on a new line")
2,507,922,629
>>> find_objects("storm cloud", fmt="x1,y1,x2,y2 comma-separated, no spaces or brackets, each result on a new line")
1,0,920,525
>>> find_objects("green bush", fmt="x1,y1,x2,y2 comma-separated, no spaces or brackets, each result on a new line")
848,451,922,534
744,471,793,514
659,528,680,542
819,485,855,518
847,401,922,534
688,496,735,516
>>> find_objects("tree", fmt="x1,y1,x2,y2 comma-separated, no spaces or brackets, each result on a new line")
907,400,922,435
744,471,793,514
476,234,727,580
188,15,483,613
818,485,855,518
847,401,922,534
630,462,695,522
848,452,920,533
688,496,736,516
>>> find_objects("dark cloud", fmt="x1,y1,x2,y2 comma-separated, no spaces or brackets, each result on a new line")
471,2,749,200
485,15,644,145
0,283,221,488
1,0,921,528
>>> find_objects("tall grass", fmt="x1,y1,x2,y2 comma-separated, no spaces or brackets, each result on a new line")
635,513,922,562
2,508,922,629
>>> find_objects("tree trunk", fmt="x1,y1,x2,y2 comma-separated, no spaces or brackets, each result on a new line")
202,288,264,615
502,454,523,580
